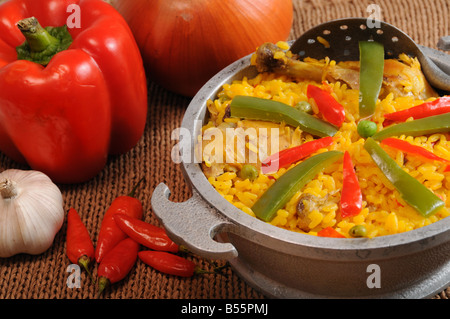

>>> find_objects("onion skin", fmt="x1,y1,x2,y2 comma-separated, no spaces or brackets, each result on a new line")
111,0,293,97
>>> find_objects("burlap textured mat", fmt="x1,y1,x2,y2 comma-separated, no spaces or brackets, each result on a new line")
0,0,448,299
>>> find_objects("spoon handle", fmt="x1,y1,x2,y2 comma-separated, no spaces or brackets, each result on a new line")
419,44,450,75
437,36,450,51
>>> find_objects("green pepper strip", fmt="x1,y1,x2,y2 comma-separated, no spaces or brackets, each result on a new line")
230,95,338,137
372,113,450,141
359,41,384,119
364,138,444,217
251,151,344,222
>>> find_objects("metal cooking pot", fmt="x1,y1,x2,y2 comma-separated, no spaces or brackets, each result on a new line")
151,44,450,299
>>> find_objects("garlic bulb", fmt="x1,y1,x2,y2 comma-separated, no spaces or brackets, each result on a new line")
0,169,64,257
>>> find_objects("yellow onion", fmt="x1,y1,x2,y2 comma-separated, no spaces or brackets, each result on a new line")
111,0,293,97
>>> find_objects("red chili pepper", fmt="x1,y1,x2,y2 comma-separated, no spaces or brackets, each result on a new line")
95,179,144,263
97,238,139,296
317,227,345,238
340,151,363,218
381,138,450,164
66,208,95,283
113,213,180,253
307,84,345,127
321,81,334,94
261,136,334,174
384,96,450,122
138,251,200,277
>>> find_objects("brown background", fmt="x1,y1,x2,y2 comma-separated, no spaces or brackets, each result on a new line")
0,0,448,299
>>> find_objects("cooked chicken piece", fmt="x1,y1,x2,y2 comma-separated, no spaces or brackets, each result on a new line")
254,42,324,81
381,58,438,100
296,192,340,232
254,42,438,100
296,193,330,231
200,119,301,178
201,162,239,179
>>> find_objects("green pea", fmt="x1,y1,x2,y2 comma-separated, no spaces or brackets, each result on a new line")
357,120,377,138
239,164,259,181
295,101,313,114
349,225,367,237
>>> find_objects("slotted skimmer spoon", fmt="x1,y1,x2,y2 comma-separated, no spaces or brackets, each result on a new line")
289,18,450,92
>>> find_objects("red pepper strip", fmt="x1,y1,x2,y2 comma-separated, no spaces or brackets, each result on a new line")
97,238,140,297
445,165,450,172
307,84,345,127
261,136,334,174
321,81,334,94
340,151,363,218
95,179,144,263
66,208,95,283
317,227,345,238
138,251,200,277
384,96,450,122
113,213,179,253
380,138,450,164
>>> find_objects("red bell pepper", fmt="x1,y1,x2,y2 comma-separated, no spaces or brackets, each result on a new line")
384,96,450,122
381,137,450,164
0,0,147,183
261,136,334,174
340,151,362,218
307,84,345,127
317,227,345,238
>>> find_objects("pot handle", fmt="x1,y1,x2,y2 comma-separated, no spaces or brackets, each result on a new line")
151,183,238,260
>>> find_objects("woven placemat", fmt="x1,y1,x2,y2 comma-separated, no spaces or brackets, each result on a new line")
0,0,448,299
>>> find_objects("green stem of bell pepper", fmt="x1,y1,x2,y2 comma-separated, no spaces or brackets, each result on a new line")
364,138,444,217
251,151,344,222
359,41,384,119
230,95,338,137
372,113,450,141
16,17,73,66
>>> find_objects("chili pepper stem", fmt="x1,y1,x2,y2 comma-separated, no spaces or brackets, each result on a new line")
193,262,230,277
17,17,59,52
78,255,95,284
212,262,231,276
178,245,191,254
127,177,145,197
193,267,217,276
97,277,110,298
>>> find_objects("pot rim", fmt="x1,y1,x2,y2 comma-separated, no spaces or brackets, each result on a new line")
180,49,450,258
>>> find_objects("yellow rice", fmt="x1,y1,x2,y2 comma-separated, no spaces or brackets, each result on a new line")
201,44,450,238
